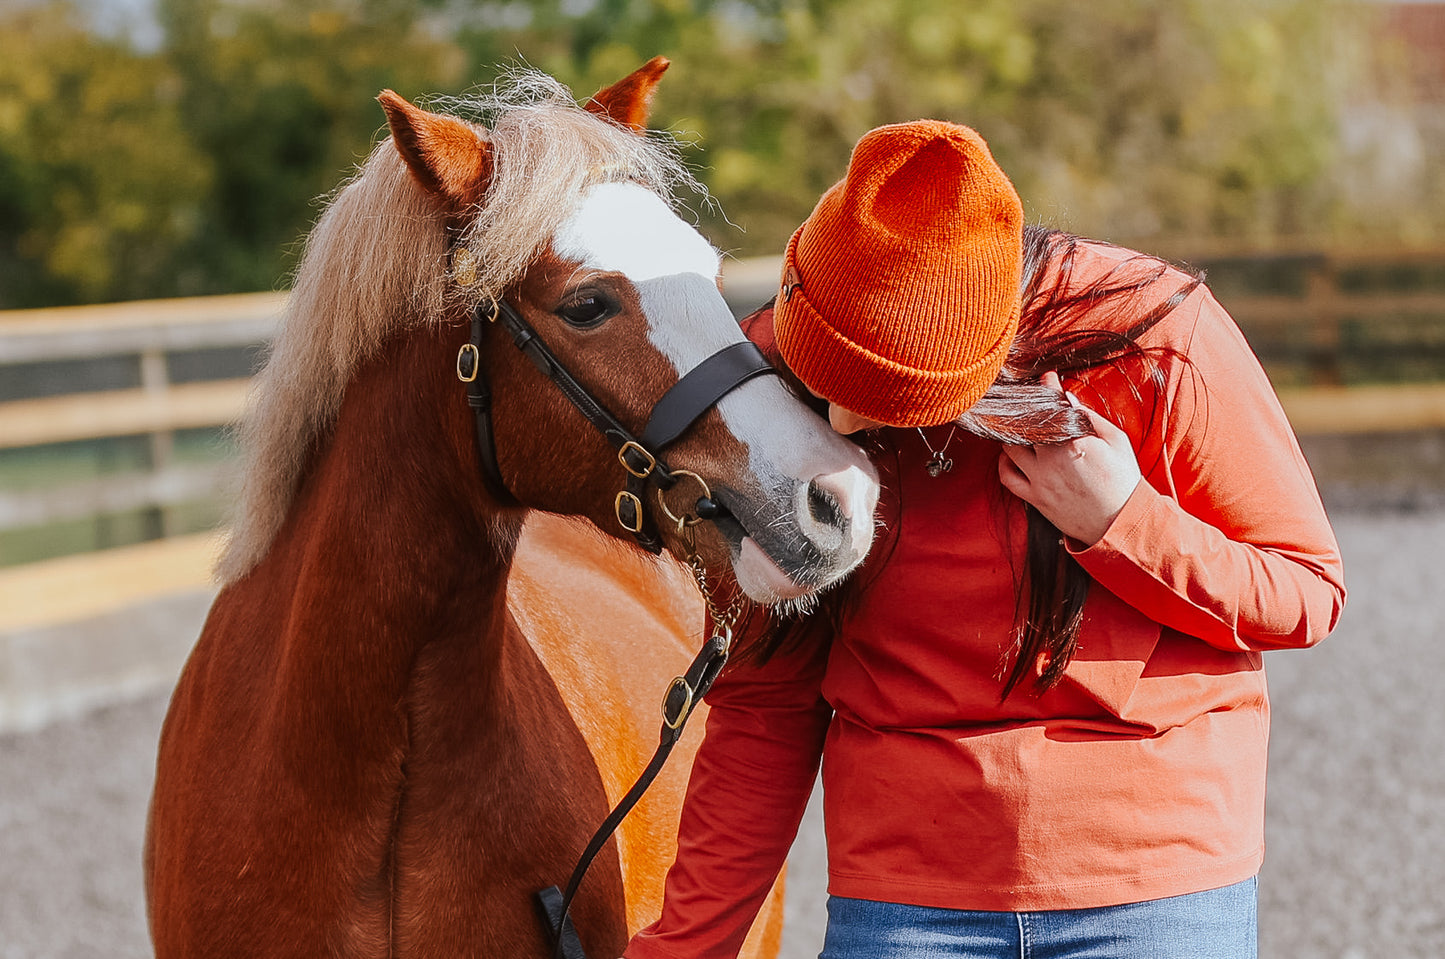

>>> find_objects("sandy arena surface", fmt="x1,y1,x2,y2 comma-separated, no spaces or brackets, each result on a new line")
2,507,1442,959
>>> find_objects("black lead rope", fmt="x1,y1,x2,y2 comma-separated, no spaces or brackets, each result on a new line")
536,629,733,959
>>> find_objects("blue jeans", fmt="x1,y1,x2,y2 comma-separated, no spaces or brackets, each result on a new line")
819,877,1258,959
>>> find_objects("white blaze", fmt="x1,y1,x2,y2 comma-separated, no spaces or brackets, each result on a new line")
554,182,848,480
553,182,720,283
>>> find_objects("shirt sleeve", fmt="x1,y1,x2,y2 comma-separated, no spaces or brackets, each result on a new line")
1066,285,1346,652
623,619,833,959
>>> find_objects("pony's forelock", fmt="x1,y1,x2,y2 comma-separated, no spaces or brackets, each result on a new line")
438,69,705,306
217,69,704,584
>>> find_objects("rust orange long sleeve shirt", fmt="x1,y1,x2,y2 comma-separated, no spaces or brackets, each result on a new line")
625,240,1346,959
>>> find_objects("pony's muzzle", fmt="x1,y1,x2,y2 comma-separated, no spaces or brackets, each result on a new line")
796,465,878,569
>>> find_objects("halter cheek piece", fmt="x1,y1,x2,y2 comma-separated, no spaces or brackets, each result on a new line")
456,293,777,959
457,296,776,553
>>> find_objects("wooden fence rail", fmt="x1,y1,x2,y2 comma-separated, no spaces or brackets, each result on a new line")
0,293,283,545
2,253,1444,551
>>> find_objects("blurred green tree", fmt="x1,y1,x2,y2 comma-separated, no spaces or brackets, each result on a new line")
502,0,1370,256
0,2,211,306
154,0,468,295
0,0,1413,306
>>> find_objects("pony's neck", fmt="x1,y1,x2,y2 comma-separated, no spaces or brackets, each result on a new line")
242,317,521,713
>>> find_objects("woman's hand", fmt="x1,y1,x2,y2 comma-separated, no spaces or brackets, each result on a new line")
997,372,1142,547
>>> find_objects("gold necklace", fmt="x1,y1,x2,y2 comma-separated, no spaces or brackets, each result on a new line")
917,426,957,477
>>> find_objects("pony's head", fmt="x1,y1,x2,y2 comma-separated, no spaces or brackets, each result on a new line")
224,59,880,608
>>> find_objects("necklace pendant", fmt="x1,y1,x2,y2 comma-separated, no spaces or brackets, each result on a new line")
917,425,958,478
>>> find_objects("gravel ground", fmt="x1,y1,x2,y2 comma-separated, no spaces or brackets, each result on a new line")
2,507,1442,959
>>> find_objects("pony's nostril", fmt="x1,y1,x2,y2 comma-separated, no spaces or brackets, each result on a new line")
807,480,843,531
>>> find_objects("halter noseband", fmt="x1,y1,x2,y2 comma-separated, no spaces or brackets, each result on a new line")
457,296,777,552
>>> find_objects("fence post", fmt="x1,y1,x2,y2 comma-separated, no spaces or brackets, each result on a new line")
1305,256,1344,386
140,346,175,538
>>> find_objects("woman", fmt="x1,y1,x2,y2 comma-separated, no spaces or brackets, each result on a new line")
623,120,1345,959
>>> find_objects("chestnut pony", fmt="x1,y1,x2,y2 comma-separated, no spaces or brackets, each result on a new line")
145,59,880,958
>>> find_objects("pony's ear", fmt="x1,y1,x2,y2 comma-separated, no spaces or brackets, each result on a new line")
378,90,492,210
583,56,670,132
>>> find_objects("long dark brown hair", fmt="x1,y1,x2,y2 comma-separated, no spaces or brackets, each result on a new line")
739,226,1205,699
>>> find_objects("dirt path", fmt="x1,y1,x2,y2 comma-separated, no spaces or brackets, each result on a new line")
2,508,1441,958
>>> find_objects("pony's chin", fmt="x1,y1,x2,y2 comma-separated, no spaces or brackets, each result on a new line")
733,537,816,605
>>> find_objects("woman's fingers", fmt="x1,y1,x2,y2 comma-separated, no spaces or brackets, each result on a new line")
998,448,1031,497
992,380,1141,545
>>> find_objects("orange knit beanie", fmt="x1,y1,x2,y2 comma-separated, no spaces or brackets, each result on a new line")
774,120,1024,427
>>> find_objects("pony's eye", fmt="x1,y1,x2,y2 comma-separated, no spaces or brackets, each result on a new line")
556,292,618,328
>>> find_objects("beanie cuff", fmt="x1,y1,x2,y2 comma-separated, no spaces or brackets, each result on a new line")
776,280,1010,428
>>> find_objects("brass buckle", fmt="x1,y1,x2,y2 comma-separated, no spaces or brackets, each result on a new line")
615,490,645,534
661,675,694,730
618,441,656,479
456,343,480,383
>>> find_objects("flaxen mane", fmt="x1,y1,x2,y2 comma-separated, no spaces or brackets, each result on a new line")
218,72,700,584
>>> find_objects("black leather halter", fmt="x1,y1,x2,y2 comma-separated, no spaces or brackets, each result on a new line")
455,293,776,959
457,296,776,552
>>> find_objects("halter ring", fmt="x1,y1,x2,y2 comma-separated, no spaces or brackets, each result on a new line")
656,470,713,532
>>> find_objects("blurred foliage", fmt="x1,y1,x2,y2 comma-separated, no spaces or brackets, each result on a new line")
0,0,1434,307
536,0,1374,255
153,0,467,293
0,2,210,305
